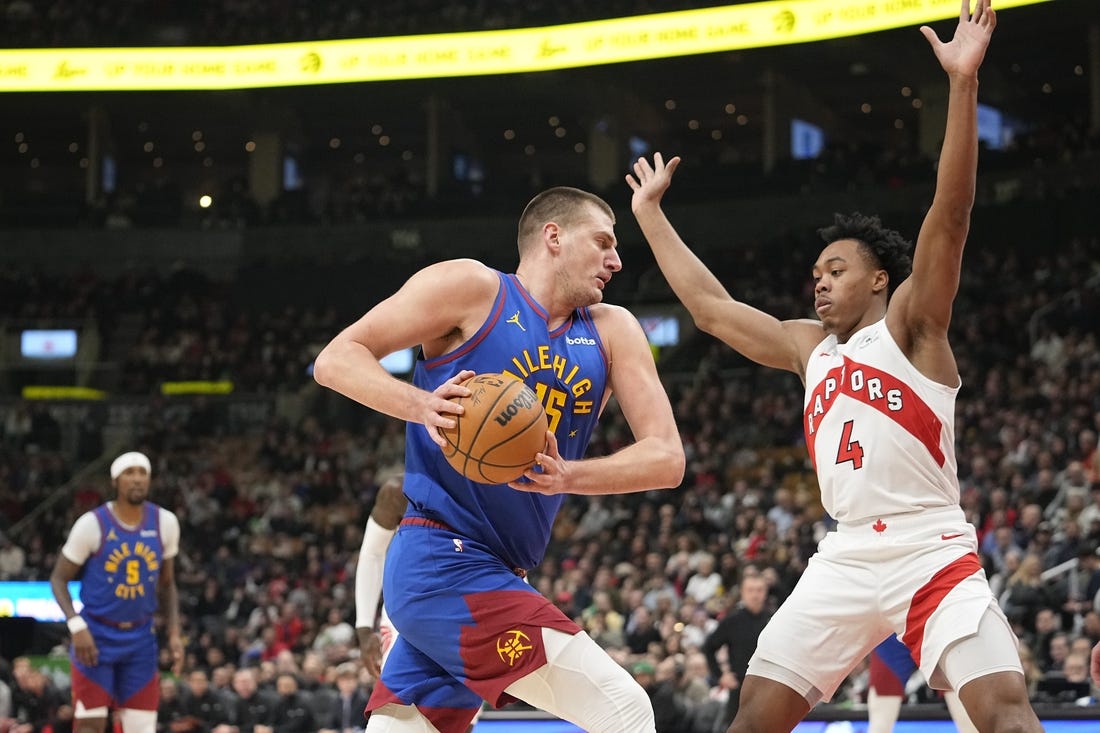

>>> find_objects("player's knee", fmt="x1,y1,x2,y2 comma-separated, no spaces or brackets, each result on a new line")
586,682,654,733
117,708,157,733
967,699,1039,733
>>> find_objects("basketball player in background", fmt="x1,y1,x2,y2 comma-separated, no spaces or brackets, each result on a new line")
356,472,480,731
628,2,1041,731
50,451,183,733
315,185,685,733
867,635,976,733
355,473,406,681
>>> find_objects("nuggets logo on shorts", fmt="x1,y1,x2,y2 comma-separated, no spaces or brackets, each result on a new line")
495,629,533,666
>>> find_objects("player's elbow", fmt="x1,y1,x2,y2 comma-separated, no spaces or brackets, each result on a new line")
659,439,687,488
688,301,730,339
311,342,341,389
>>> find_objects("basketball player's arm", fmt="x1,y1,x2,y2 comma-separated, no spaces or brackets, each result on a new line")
356,476,406,679
627,153,823,376
50,552,99,667
887,0,995,384
313,259,500,446
158,510,183,675
158,557,184,675
513,306,684,495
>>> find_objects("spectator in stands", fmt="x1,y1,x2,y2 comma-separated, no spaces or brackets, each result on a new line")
316,663,368,733
1036,650,1091,703
702,574,772,731
179,669,231,731
683,553,723,606
156,676,201,733
254,673,314,733
624,605,665,656
215,668,275,733
1001,554,1063,636
0,533,25,580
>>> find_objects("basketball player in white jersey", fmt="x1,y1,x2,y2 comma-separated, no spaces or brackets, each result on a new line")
627,2,1040,731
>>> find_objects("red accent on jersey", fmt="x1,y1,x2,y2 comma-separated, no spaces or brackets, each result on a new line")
804,356,945,468
940,533,964,541
873,519,887,533
902,552,982,667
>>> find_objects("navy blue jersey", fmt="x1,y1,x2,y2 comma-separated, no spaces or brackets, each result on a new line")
80,503,163,625
405,270,609,570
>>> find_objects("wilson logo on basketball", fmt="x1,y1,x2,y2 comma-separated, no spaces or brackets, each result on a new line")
494,389,538,426
496,629,534,666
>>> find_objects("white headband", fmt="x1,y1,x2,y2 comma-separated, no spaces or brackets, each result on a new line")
110,451,151,480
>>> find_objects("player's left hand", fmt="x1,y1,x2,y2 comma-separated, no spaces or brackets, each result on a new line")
509,431,568,495
920,0,996,77
169,633,184,676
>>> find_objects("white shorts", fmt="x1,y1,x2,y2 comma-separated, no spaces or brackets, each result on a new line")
748,505,1009,702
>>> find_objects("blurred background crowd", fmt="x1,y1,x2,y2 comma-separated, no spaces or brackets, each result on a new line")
1,0,1098,731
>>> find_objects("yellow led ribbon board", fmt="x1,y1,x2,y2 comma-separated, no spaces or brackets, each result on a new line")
0,0,1051,91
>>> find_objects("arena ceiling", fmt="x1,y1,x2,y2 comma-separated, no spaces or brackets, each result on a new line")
1,0,1091,191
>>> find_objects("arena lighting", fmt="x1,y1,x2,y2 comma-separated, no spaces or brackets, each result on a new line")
0,0,1050,92
21,386,106,400
160,380,234,395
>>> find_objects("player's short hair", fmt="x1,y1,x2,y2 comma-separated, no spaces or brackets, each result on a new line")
517,187,614,255
818,212,913,297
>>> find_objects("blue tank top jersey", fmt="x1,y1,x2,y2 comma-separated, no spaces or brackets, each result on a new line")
80,503,163,624
405,270,609,570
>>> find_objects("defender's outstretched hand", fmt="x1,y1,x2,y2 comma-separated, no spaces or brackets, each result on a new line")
920,0,996,77
626,153,681,214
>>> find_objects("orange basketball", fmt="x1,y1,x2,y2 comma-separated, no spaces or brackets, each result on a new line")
440,373,548,484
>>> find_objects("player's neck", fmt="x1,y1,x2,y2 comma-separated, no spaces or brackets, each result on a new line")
512,269,572,326
110,499,145,525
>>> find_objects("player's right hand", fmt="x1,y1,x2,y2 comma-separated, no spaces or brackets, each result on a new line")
72,628,99,666
358,627,383,679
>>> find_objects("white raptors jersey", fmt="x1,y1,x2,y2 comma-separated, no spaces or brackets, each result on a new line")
803,319,960,523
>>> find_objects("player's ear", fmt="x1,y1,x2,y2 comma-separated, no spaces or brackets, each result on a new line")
872,269,889,294
543,222,561,251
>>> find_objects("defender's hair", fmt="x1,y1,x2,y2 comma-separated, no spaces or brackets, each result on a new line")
517,187,614,254
818,212,913,297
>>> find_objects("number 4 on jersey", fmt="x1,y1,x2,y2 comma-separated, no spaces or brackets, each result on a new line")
835,420,864,469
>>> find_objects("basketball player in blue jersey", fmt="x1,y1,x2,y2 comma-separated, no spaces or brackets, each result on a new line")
628,2,1040,732
50,451,183,733
314,185,685,733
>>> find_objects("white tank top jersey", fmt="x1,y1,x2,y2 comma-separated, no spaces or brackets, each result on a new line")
803,318,961,523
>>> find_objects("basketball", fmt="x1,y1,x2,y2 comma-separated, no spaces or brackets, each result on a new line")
440,373,548,484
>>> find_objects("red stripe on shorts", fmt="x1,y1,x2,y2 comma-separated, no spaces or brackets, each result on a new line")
901,552,982,668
